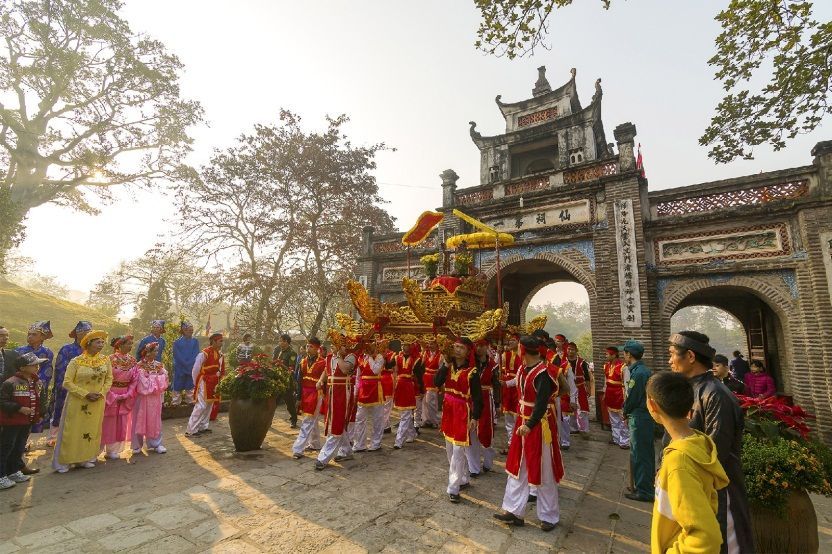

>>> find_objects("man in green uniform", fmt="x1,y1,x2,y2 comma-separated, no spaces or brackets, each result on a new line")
273,334,299,428
621,339,654,502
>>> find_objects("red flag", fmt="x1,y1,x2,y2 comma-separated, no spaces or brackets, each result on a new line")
402,210,444,246
636,143,646,178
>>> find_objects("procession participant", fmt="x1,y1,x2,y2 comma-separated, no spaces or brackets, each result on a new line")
353,340,386,452
273,334,299,428
494,335,564,531
0,353,48,489
381,348,396,433
135,320,166,362
0,327,19,381
236,333,255,365
52,330,112,473
553,341,576,451
668,331,754,553
468,338,499,475
434,337,483,503
500,333,523,452
622,339,655,502
16,321,54,434
185,333,225,437
393,341,423,449
713,354,744,395
48,321,91,445
412,340,426,430
131,342,168,454
565,342,591,436
291,337,326,458
101,336,137,459
602,347,630,448
171,321,199,406
315,339,357,469
420,339,442,428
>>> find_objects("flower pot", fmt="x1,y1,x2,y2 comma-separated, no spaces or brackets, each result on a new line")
750,490,819,553
228,397,278,452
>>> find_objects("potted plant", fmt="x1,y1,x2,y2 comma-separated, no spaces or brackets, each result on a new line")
738,395,832,553
420,253,440,280
217,353,290,451
453,251,473,276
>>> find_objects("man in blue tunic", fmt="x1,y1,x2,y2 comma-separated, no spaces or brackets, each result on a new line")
135,320,166,363
171,321,199,405
15,321,54,434
47,321,92,445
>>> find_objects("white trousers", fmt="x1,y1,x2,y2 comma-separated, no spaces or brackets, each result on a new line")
340,422,355,456
568,411,590,433
186,382,213,434
317,431,351,464
383,398,393,430
501,442,560,525
292,397,323,455
132,432,163,451
445,441,470,495
556,402,570,447
354,404,384,450
170,389,194,406
103,442,124,458
422,391,439,426
394,410,417,447
466,428,496,473
504,413,516,446
414,395,423,427
608,410,630,446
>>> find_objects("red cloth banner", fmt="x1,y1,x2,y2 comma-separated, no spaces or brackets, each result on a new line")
401,210,444,246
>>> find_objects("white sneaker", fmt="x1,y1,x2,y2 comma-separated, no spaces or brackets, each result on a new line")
107,452,120,460
0,476,16,489
8,471,30,483
55,466,69,474
132,448,142,454
155,445,167,454
81,461,95,469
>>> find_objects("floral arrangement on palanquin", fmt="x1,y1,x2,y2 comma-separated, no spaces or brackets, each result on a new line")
420,253,440,279
217,354,290,400
453,251,473,276
739,395,832,514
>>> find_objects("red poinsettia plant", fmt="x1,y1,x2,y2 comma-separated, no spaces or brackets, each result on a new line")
736,394,814,440
217,354,290,400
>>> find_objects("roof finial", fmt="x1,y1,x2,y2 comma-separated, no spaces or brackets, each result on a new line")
570,68,577,80
532,66,552,97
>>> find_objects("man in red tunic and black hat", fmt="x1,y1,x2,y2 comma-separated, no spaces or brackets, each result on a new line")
602,346,630,448
314,338,357,469
186,333,225,437
467,338,499,475
494,335,564,531
499,333,523,452
434,337,483,503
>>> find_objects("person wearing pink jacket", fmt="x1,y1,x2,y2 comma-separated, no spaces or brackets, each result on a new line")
131,342,169,454
743,360,776,398
101,336,138,459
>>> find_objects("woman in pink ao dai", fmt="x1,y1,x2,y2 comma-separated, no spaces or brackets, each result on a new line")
102,335,138,459
131,342,169,454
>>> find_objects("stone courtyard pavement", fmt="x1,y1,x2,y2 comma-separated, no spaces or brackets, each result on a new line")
3,409,829,553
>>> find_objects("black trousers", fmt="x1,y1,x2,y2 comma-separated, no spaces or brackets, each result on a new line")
282,376,298,425
0,425,30,477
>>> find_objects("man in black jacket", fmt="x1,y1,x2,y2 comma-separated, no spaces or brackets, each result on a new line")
668,331,754,554
0,327,19,381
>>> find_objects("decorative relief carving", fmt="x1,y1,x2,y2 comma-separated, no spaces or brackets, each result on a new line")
655,180,809,217
517,107,558,128
563,161,618,184
505,175,549,196
455,188,494,206
381,266,425,283
655,224,791,265
373,236,437,254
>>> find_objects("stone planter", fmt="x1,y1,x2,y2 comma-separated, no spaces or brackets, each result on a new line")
750,490,819,553
228,397,278,452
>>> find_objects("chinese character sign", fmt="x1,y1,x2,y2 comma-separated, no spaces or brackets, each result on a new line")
821,231,832,310
614,199,642,327
485,200,590,232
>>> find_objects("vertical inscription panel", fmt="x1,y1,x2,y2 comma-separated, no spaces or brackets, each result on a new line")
614,199,643,328
821,231,832,309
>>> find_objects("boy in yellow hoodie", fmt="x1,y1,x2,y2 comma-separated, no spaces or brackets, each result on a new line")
647,371,728,554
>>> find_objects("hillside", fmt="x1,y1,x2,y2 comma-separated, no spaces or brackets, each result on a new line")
0,278,127,344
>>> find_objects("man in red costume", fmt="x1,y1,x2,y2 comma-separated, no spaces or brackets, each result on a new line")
494,335,564,531
500,333,523,453
550,334,576,450
292,338,326,458
467,338,499,475
420,339,442,428
381,349,395,434
353,341,386,452
602,346,630,448
434,337,483,503
315,339,357,469
565,342,592,436
393,341,423,449
186,333,225,437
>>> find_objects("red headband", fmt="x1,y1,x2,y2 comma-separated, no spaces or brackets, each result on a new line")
555,334,566,341
474,338,490,347
606,347,619,354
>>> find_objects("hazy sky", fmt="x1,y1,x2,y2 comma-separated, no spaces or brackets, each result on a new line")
20,0,831,308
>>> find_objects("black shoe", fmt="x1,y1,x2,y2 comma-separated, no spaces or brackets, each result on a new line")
608,439,616,445
292,452,303,459
561,445,570,451
624,492,653,503
393,445,401,450
619,444,630,450
528,494,537,503
290,422,298,429
540,521,557,532
383,428,392,434
353,449,367,453
334,454,354,462
449,493,461,503
470,472,480,478
314,461,326,471
493,512,524,526
459,482,471,490
201,428,213,434
482,466,491,473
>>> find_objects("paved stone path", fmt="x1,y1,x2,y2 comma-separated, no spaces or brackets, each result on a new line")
2,408,828,553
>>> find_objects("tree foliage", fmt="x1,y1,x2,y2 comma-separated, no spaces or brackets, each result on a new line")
0,0,203,270
671,305,746,358
527,300,591,341
473,0,831,162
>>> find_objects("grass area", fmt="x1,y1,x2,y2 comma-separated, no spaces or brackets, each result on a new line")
0,278,127,345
